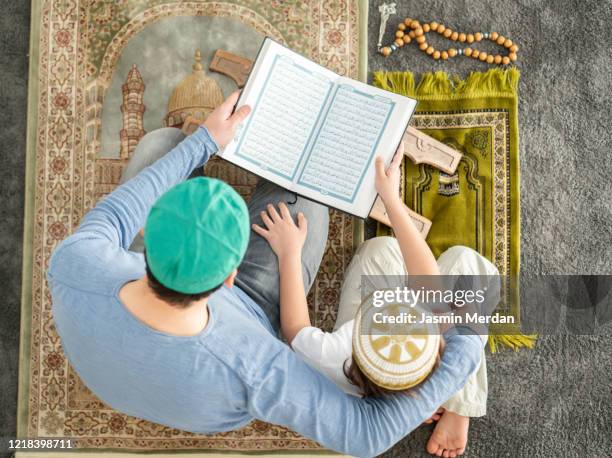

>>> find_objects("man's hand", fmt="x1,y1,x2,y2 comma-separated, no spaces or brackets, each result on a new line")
375,141,404,205
202,91,251,148
252,202,308,261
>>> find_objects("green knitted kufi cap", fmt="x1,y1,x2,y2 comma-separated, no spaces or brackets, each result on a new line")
144,177,250,294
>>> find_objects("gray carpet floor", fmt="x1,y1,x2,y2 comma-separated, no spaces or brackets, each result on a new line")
0,1,610,457
368,0,612,457
0,0,30,454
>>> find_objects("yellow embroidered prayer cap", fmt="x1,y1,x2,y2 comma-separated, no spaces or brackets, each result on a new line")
352,297,441,391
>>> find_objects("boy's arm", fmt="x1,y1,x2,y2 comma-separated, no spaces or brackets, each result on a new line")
252,203,310,343
278,255,311,343
375,142,440,276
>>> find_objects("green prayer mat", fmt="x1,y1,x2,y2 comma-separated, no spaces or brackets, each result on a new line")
374,68,535,352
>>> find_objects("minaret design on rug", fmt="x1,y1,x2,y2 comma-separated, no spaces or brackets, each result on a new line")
119,64,146,159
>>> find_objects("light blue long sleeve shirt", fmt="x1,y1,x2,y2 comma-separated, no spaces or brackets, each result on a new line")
47,126,483,457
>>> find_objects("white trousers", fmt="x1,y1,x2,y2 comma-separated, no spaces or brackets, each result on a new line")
334,237,498,417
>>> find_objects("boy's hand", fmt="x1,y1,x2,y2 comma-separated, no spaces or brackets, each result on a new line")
252,202,308,261
202,91,251,148
375,141,404,205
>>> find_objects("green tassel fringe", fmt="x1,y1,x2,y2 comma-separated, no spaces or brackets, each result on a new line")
374,66,536,353
373,67,520,99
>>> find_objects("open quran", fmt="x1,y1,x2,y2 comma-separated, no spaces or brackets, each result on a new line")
219,38,417,218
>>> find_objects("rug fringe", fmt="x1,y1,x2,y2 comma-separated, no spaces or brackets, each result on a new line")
373,71,416,97
416,71,454,95
488,332,538,353
373,67,520,98
453,67,520,96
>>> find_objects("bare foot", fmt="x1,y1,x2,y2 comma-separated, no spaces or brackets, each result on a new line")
423,407,445,425
426,410,469,457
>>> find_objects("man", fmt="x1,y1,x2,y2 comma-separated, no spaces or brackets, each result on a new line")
48,92,483,457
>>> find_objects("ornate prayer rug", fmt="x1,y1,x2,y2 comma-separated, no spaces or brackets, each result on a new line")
19,0,367,452
374,69,534,352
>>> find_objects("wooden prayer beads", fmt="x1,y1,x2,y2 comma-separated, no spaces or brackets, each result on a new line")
380,17,519,65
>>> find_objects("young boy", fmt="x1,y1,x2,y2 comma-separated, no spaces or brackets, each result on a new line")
252,143,498,457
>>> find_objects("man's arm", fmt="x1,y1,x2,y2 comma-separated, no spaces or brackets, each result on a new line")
47,92,250,288
77,127,218,249
70,92,251,249
46,127,219,290
247,331,482,457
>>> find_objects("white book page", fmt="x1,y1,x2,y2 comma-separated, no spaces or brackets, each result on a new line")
292,78,416,217
221,39,337,189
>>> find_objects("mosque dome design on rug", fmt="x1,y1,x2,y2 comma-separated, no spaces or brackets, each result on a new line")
163,49,224,128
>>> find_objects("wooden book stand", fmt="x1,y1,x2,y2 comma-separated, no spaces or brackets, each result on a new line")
369,196,432,239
